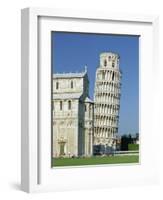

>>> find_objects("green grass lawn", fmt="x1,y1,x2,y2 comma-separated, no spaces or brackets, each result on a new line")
52,155,139,167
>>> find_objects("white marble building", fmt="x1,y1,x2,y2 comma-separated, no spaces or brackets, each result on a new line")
52,67,94,157
94,52,122,150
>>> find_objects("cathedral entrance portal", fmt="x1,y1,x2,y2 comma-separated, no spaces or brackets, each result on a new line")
59,141,66,156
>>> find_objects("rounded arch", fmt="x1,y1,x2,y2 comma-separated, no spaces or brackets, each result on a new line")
68,100,71,110
104,59,107,66
70,80,73,88
112,71,115,81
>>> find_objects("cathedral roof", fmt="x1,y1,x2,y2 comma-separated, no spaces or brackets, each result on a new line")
84,97,94,103
53,93,82,100
53,71,87,79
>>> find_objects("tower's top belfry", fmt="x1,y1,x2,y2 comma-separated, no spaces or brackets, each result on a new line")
99,52,120,70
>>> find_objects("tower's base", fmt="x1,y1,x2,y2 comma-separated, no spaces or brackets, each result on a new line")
93,144,116,156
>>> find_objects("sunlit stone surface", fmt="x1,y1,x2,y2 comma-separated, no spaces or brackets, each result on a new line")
52,52,122,157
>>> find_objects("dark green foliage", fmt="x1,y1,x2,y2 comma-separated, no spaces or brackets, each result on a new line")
120,133,139,151
121,134,133,151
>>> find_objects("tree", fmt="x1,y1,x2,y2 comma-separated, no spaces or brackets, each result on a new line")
121,134,133,151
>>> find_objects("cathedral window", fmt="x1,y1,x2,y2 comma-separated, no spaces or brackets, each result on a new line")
56,81,59,89
104,59,107,66
102,72,105,80
60,101,62,110
112,72,115,81
112,62,115,68
85,105,87,112
68,100,71,110
52,101,54,110
71,80,73,89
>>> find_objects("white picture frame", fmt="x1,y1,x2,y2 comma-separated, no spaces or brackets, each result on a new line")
21,7,159,193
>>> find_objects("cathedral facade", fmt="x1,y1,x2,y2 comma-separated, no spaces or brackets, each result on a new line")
52,52,121,157
52,68,94,157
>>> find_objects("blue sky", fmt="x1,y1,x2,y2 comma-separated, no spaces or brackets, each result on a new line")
52,32,139,135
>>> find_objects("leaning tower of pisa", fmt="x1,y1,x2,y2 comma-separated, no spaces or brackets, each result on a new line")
94,52,122,150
